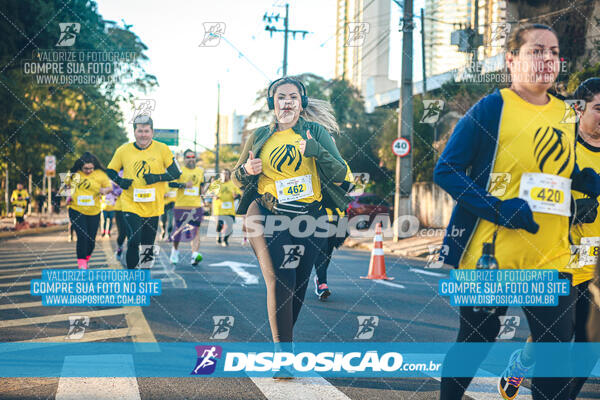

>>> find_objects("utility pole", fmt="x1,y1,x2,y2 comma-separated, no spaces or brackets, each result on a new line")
215,82,220,175
194,115,198,154
420,8,427,93
264,3,310,77
393,0,414,242
472,0,479,68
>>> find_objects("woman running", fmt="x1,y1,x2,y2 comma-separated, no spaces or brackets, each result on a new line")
66,152,112,269
434,24,600,400
101,181,121,237
233,77,349,364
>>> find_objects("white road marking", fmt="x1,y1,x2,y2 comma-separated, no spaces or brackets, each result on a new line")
209,261,259,285
409,267,446,277
0,301,42,310
373,279,405,289
55,354,141,400
0,289,30,297
0,307,131,328
251,376,351,400
17,327,141,343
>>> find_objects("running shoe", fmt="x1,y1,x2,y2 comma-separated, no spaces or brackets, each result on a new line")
170,249,179,264
314,276,331,300
498,349,530,400
191,252,203,266
115,247,123,261
242,238,248,246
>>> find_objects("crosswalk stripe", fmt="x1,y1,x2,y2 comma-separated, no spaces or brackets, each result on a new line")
0,262,108,274
0,301,42,310
0,281,31,288
100,241,158,345
0,307,132,328
55,355,141,400
250,376,351,400
0,289,30,297
373,279,406,289
17,327,141,343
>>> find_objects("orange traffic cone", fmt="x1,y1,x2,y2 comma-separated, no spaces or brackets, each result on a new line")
361,223,393,280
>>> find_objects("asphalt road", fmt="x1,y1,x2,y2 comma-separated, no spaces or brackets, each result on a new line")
0,227,598,399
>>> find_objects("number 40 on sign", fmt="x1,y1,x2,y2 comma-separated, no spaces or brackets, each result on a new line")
392,138,411,157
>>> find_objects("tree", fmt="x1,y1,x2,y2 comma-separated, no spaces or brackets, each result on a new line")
0,0,157,205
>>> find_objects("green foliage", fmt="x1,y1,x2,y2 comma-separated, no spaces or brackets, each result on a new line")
0,0,157,193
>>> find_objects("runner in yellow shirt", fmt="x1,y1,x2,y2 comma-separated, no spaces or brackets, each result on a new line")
65,152,112,269
213,169,241,247
10,183,29,225
168,149,205,265
106,115,181,269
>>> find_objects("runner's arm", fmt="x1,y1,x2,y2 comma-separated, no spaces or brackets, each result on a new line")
143,159,182,185
571,165,600,198
169,182,186,189
106,169,132,190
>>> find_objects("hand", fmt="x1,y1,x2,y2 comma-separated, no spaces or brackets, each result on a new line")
243,151,262,175
497,198,539,234
185,180,194,188
573,198,599,225
299,130,312,156
119,178,133,190
143,173,161,185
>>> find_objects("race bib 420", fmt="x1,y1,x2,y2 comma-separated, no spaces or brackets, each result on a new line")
518,173,571,216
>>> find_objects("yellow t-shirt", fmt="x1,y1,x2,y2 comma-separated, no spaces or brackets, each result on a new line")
460,89,576,272
569,140,600,286
213,180,242,216
11,189,29,217
174,166,205,209
69,170,111,216
257,128,322,203
107,141,174,218
165,188,177,205
326,162,354,220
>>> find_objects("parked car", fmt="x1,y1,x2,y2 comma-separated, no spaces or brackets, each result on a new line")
346,194,393,230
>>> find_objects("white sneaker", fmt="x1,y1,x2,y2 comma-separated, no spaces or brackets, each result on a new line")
170,249,179,264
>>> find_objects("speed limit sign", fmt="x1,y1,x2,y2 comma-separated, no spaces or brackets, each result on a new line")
392,138,411,157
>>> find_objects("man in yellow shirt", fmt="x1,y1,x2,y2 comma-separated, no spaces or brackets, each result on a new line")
106,115,181,269
10,183,29,225
168,150,205,265
213,169,241,247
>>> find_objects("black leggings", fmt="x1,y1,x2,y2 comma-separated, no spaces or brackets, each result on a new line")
246,200,326,343
123,212,158,269
115,211,127,247
217,215,235,243
440,273,575,400
314,219,348,284
569,282,595,399
68,208,100,260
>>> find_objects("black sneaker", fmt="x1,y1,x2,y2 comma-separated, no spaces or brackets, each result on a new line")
314,275,331,301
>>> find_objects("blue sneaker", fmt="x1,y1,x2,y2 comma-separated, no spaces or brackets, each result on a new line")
498,349,531,400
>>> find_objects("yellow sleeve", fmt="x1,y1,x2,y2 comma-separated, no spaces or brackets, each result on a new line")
344,163,353,182
107,147,123,171
100,171,112,188
161,143,174,168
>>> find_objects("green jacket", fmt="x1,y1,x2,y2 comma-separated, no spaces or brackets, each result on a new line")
233,117,351,215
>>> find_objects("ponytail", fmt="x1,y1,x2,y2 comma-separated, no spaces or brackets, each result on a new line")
300,98,340,134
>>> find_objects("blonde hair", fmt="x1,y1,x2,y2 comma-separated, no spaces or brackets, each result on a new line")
300,98,340,134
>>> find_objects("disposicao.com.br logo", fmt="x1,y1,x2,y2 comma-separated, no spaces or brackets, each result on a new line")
221,350,440,374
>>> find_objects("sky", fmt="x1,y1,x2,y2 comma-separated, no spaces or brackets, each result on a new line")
95,0,424,151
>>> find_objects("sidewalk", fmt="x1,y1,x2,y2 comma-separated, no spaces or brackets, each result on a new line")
0,211,69,238
343,228,443,259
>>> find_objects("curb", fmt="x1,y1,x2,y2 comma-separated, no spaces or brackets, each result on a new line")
0,224,67,240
